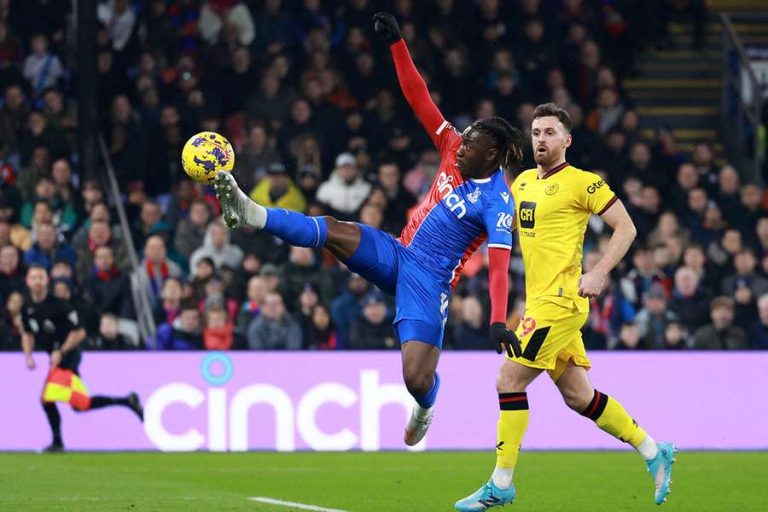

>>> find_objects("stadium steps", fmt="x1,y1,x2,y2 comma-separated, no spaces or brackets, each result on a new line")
706,0,767,12
625,21,723,163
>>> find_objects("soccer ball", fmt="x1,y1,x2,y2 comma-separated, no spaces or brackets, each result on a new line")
181,131,235,184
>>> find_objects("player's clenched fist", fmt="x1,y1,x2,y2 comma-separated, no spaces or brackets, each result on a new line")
373,12,402,45
490,322,522,358
578,270,607,298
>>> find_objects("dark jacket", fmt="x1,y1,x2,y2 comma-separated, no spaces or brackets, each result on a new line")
83,267,134,318
349,317,396,350
692,324,748,350
156,319,203,350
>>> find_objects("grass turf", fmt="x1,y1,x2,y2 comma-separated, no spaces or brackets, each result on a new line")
0,451,765,511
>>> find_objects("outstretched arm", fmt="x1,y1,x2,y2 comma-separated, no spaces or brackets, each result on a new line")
374,12,447,146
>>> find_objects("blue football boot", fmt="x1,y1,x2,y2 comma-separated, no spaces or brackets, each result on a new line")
454,480,516,511
646,441,677,505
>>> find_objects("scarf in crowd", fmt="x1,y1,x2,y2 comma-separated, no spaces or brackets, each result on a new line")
146,259,169,297
95,265,120,282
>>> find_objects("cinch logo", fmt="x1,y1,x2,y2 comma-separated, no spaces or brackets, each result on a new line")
587,179,605,194
143,353,422,452
519,201,536,229
436,172,455,199
445,191,467,219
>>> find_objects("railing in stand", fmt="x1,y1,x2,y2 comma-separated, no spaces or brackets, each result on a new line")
720,12,765,183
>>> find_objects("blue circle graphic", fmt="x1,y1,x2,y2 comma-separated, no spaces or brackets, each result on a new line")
201,352,233,386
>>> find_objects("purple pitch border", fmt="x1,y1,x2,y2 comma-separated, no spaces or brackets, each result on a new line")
1,352,766,451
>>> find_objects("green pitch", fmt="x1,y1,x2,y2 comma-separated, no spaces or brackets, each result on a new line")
1,451,765,511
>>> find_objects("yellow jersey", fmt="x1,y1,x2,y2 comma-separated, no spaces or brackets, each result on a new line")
511,162,617,313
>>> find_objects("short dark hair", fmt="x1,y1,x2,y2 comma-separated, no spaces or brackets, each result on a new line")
532,102,572,132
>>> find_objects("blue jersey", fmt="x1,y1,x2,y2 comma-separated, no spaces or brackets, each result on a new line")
405,169,515,284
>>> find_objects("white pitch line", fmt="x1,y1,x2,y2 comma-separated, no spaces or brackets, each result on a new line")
249,496,349,512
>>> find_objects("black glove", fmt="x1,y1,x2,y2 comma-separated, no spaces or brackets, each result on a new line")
491,322,522,358
373,12,402,45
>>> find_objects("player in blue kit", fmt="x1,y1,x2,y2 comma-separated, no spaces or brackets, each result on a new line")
213,11,525,446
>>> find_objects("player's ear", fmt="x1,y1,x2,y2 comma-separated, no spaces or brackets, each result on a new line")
486,146,498,163
565,132,573,149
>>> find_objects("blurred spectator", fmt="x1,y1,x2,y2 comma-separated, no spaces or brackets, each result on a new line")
0,84,27,157
98,0,138,52
259,262,281,292
247,291,302,350
156,301,204,350
22,33,62,95
668,266,710,334
316,152,371,219
586,87,625,135
23,221,75,271
663,321,687,350
722,248,767,326
203,307,235,350
249,162,306,213
229,251,261,302
236,275,266,336
331,273,369,347
153,277,183,326
235,123,282,191
83,245,133,319
20,176,77,232
0,290,23,351
90,313,133,350
190,220,244,271
647,211,689,248
691,297,747,350
296,282,320,346
749,294,768,350
279,247,331,306
376,161,415,233
349,291,396,350
139,235,183,303
174,199,212,261
633,284,678,349
691,141,719,193
732,183,768,247
199,0,255,47
199,275,238,321
614,321,645,350
619,245,669,310
453,295,490,350
246,74,297,132
74,220,129,284
304,304,337,350
132,199,165,251
0,244,23,298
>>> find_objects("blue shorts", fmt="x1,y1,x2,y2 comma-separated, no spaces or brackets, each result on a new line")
344,224,450,348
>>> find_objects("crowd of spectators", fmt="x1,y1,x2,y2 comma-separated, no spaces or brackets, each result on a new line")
0,0,765,352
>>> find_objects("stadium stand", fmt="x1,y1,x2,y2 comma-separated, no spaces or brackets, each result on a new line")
0,0,766,351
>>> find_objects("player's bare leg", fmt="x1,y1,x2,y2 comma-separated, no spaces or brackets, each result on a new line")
556,363,676,505
401,340,441,446
455,360,541,511
213,171,362,259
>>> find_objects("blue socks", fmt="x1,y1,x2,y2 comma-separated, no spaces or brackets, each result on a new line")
414,372,440,409
264,208,328,248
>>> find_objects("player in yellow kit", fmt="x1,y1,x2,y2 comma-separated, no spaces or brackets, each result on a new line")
455,104,676,511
